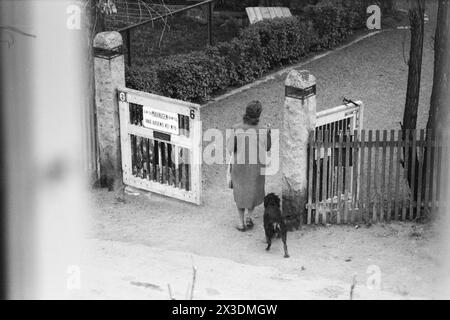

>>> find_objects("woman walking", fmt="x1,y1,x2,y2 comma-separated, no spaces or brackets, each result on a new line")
226,100,271,231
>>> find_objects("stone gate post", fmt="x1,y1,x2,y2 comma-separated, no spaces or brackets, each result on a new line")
281,70,316,227
93,31,125,194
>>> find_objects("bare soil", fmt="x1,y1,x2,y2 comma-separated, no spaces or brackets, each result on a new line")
87,187,444,299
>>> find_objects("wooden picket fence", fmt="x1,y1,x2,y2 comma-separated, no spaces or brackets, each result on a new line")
306,129,447,224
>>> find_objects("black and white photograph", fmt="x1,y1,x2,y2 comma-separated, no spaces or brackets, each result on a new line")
1,0,450,303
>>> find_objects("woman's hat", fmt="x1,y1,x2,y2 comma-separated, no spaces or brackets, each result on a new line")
245,100,262,119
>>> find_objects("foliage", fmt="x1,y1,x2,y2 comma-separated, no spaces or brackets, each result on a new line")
126,3,366,102
126,66,160,93
106,15,241,61
311,0,365,51
214,0,261,12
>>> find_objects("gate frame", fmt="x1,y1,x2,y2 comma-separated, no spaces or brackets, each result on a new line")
316,101,364,130
117,87,202,205
307,101,364,222
315,101,364,162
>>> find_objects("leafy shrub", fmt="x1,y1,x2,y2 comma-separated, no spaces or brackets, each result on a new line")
214,35,268,86
241,17,312,69
309,5,358,50
126,66,160,94
342,0,370,28
126,4,365,102
156,50,231,101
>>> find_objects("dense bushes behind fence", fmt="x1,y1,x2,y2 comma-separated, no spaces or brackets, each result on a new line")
126,3,366,102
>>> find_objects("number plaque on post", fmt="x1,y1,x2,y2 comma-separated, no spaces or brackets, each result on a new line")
285,84,316,101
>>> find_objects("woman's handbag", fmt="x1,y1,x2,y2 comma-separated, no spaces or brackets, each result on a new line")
226,133,237,189
227,161,233,189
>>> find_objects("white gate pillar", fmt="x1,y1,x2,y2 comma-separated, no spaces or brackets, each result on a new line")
93,31,125,194
281,70,316,227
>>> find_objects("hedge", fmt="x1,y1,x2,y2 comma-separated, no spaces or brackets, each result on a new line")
126,3,366,103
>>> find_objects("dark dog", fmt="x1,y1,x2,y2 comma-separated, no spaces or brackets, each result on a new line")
263,193,289,258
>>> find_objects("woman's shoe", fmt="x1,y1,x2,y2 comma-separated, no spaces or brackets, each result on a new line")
245,217,254,229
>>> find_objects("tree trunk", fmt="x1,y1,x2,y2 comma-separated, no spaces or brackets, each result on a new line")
425,0,450,216
402,0,425,202
403,0,425,132
423,0,450,217
426,0,450,137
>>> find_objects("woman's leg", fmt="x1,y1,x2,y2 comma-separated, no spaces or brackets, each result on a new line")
237,207,245,230
246,207,255,228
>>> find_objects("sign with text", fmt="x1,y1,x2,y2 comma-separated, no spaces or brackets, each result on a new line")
143,106,179,135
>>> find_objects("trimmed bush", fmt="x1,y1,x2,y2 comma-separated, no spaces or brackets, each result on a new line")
309,6,351,50
126,4,365,102
240,17,312,69
157,50,231,101
126,66,160,93
309,2,365,51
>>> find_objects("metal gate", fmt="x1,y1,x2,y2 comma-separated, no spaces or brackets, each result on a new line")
307,100,364,223
118,87,202,205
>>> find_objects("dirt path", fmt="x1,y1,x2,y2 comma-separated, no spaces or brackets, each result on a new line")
74,238,425,299
86,1,444,299
88,187,442,299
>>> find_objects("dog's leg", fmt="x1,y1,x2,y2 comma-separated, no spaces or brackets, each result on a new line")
276,229,281,238
265,228,272,251
281,228,289,258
